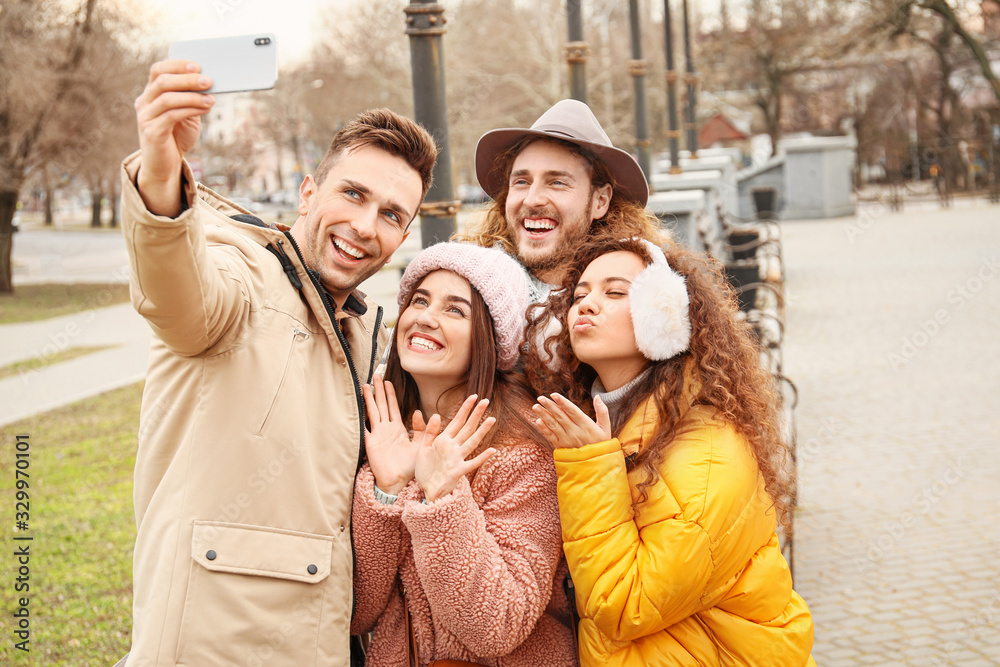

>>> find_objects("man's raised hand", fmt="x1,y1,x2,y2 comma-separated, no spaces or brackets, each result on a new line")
133,60,214,217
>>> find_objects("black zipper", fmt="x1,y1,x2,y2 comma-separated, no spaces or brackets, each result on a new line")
279,233,368,469
279,232,384,629
367,307,383,385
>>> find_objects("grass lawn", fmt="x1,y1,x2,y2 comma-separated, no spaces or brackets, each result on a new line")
0,383,141,665
0,284,131,325
0,345,119,382
15,211,122,234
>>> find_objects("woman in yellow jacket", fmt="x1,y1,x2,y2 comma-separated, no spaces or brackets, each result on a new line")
525,237,815,666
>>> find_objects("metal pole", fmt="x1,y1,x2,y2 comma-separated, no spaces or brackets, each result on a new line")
664,0,681,174
908,105,920,185
681,0,698,157
405,1,459,247
566,0,589,102
628,0,652,186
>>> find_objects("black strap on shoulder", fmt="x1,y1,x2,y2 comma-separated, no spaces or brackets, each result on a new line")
230,213,267,227
265,242,304,291
228,213,303,290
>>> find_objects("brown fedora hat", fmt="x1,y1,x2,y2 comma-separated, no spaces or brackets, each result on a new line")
475,99,649,207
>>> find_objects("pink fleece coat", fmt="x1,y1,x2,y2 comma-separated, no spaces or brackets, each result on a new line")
351,439,577,667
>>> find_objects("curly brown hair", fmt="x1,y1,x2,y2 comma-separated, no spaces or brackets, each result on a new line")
453,136,665,260
523,237,795,530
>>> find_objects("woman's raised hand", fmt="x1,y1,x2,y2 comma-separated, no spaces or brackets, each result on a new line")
532,394,612,449
363,376,422,495
415,395,497,502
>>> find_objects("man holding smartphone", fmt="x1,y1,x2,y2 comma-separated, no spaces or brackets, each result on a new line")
119,59,436,666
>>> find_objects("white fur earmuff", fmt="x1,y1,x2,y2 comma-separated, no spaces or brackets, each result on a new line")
629,240,691,360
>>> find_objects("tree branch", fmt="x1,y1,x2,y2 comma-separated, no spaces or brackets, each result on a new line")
918,0,1000,102
12,0,98,175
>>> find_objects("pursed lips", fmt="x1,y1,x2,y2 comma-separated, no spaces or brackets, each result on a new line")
572,316,595,333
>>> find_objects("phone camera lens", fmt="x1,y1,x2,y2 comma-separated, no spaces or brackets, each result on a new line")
254,37,271,46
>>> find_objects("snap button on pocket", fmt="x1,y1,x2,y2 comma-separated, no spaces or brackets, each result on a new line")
206,550,217,561
307,564,318,575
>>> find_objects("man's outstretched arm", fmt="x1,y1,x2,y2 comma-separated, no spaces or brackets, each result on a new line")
122,60,260,357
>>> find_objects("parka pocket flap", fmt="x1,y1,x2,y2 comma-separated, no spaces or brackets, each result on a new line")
191,521,333,584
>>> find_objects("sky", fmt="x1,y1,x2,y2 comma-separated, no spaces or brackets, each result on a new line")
141,0,332,65
140,0,724,68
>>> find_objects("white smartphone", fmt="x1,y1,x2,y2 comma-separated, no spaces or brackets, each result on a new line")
168,34,278,94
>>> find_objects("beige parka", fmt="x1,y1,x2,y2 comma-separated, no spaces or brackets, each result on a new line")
120,152,388,666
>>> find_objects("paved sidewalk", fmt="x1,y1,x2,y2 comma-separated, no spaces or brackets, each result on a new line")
0,304,151,428
11,229,132,285
782,204,1000,665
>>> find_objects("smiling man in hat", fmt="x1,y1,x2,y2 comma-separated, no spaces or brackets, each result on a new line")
458,99,662,302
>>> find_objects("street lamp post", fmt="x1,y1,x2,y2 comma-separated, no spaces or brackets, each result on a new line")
664,0,681,174
566,0,589,102
681,0,698,157
628,0,652,185
405,0,459,247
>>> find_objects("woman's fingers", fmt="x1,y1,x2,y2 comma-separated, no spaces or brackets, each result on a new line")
362,383,380,423
461,447,496,475
454,398,490,442
412,410,426,434
593,395,612,439
534,419,558,449
532,402,566,438
458,416,496,455
384,380,403,422
533,395,610,448
535,395,577,429
423,413,443,442
372,375,391,420
445,394,478,437
549,393,593,423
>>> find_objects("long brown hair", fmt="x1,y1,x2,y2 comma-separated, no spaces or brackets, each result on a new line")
385,274,543,451
524,237,795,530
454,137,664,257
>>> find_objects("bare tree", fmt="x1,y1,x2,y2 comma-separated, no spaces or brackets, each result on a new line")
0,0,101,292
858,0,998,188
48,11,148,228
865,1,1000,102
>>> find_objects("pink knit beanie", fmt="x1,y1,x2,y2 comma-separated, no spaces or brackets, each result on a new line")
397,242,530,370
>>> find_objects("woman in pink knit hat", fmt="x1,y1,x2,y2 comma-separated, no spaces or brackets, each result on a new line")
351,242,577,667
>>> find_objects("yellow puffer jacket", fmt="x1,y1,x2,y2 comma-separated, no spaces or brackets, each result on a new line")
553,395,815,666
